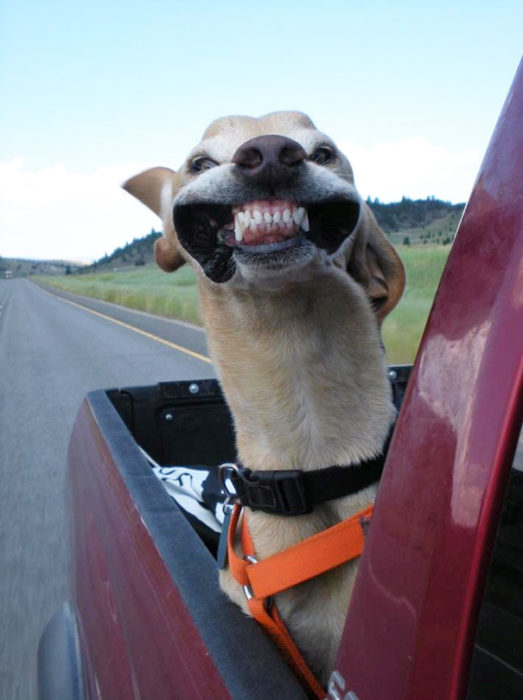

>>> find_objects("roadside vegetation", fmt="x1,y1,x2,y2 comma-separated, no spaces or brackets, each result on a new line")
42,265,202,325
39,244,450,364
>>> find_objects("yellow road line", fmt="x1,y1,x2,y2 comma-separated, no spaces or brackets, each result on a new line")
37,285,212,365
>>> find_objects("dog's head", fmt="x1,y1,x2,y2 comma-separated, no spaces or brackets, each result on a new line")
123,111,404,319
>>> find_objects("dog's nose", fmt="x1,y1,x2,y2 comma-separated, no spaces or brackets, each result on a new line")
232,135,306,187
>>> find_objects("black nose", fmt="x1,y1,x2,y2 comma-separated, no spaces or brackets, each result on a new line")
232,135,306,188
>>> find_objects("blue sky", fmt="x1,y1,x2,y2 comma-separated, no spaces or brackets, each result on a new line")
1,0,521,261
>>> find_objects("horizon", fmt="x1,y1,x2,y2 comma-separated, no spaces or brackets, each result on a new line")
2,195,465,265
1,1,521,261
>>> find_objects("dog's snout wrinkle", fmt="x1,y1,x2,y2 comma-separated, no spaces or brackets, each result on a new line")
232,135,306,188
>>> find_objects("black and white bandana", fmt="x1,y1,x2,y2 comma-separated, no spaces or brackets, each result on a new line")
141,448,226,534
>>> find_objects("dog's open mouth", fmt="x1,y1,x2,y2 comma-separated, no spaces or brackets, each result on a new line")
174,197,360,283
221,200,309,253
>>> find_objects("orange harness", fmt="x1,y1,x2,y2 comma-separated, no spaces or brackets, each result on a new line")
226,502,373,699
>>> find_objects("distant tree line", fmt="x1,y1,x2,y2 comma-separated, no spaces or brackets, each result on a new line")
85,229,162,272
367,196,464,233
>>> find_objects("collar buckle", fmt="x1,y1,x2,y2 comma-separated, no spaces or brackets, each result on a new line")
228,467,312,516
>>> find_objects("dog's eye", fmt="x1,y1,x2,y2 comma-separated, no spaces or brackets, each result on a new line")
189,156,218,174
310,146,335,166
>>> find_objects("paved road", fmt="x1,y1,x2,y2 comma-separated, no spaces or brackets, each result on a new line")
0,279,214,700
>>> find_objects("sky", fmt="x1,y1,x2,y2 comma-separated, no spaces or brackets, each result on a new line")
1,1,521,262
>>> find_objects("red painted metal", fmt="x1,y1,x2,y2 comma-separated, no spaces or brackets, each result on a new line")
67,404,232,700
336,60,523,699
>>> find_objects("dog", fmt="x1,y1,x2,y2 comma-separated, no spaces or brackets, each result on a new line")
123,111,405,687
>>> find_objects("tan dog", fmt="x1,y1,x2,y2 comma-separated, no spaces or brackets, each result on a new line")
123,112,405,686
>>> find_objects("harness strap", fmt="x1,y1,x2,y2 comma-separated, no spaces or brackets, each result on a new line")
227,503,373,698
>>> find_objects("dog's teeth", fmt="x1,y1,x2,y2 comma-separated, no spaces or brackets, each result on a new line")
253,209,263,224
243,211,251,227
273,211,281,224
301,210,310,232
282,209,292,224
293,207,305,226
234,213,244,241
263,212,272,224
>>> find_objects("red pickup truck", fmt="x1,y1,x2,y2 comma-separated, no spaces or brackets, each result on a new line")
38,62,522,699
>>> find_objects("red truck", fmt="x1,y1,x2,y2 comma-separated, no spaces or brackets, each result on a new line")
38,62,522,699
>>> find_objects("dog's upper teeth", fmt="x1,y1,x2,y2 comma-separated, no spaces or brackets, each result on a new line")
234,213,244,241
293,206,305,226
230,202,310,243
301,210,310,232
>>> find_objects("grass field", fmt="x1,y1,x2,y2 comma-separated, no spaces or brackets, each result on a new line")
40,244,450,364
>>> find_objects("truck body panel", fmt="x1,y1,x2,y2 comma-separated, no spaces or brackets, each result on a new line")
337,60,523,699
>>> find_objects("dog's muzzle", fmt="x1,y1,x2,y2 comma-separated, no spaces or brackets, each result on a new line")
173,135,361,283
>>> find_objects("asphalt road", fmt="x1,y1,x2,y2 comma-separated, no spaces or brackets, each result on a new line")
0,279,214,700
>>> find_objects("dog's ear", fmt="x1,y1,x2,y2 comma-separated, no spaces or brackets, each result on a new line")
122,167,185,272
347,203,405,322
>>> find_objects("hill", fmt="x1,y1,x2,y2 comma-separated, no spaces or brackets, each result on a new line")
369,197,464,246
86,229,161,271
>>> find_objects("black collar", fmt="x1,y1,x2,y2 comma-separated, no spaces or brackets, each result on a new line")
219,427,393,517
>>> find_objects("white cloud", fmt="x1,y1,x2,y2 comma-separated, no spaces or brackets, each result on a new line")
0,159,159,261
0,139,483,261
338,137,482,203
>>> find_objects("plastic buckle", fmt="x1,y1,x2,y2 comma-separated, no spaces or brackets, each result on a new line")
241,469,311,515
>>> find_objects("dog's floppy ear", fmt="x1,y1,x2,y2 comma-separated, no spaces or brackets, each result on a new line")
122,167,185,272
347,203,405,322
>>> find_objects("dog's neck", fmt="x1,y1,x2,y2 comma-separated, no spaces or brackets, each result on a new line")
198,266,395,473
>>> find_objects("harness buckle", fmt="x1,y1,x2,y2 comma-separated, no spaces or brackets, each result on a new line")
242,554,273,610
242,554,258,600
228,467,312,516
218,463,241,513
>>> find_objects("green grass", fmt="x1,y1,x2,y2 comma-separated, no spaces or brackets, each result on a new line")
39,245,451,363
39,264,202,325
382,245,449,363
